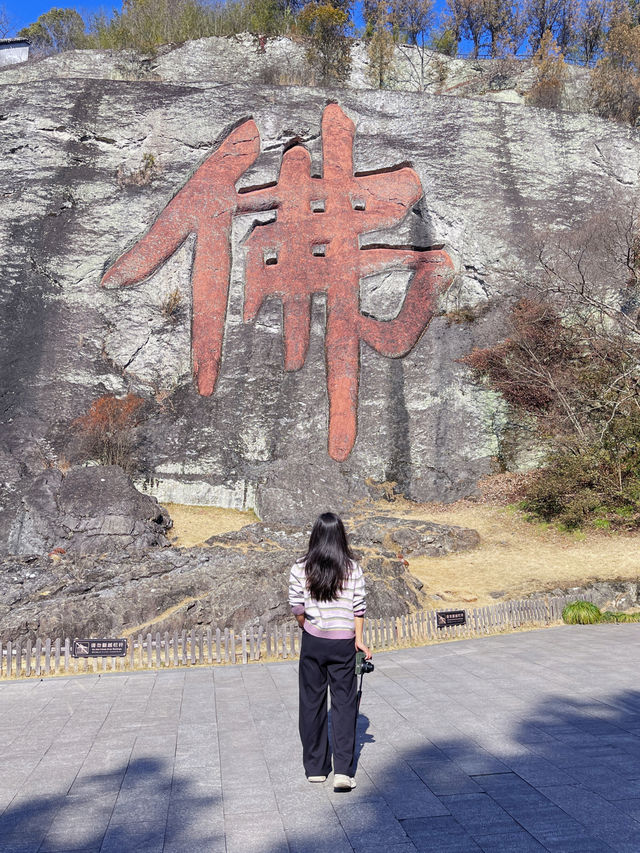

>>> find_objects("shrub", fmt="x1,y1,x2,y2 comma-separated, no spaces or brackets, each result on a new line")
461,219,640,530
526,29,567,109
460,298,566,412
562,601,602,624
117,152,159,187
160,287,184,322
72,393,145,470
430,28,457,56
520,443,640,530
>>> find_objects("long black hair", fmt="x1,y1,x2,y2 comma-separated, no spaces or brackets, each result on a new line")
302,512,354,602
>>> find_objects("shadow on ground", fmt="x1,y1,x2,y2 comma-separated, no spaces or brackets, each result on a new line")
2,683,640,851
279,689,640,853
0,756,223,853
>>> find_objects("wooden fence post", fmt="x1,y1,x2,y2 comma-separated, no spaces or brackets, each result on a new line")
257,626,264,661
266,626,272,658
35,638,42,677
189,628,196,666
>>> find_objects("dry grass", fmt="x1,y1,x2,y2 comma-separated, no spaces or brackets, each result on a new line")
165,503,258,547
165,490,640,609
389,498,640,608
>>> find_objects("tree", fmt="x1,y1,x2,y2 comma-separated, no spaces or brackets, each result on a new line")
362,0,381,34
554,0,577,51
482,0,517,56
526,28,567,108
298,2,352,82
90,0,243,52
366,3,396,87
390,0,441,89
444,0,523,57
18,8,87,54
246,0,289,36
525,0,576,52
590,21,640,123
0,6,11,38
391,0,434,44
460,0,486,57
443,0,466,47
574,0,609,63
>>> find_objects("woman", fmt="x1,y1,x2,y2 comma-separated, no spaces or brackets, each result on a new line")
289,512,371,791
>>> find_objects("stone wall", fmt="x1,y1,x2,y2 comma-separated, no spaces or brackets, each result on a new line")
0,47,638,534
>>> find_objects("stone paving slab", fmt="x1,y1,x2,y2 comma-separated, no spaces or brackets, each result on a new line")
2,625,640,852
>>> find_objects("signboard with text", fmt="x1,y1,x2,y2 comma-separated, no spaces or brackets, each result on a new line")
72,639,128,658
436,610,466,629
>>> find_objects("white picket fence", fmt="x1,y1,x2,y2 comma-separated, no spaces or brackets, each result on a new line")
0,592,592,680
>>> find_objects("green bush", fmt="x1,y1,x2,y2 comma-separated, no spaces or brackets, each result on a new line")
563,602,640,624
601,610,640,623
562,601,602,624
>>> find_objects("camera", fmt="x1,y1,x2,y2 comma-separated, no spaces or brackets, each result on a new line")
356,651,374,675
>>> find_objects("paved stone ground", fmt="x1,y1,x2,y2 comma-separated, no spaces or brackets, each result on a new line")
2,625,640,852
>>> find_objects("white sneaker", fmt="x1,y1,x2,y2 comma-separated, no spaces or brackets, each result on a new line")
307,775,327,783
333,773,356,791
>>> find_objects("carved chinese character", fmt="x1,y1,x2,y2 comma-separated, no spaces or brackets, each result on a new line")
103,105,454,461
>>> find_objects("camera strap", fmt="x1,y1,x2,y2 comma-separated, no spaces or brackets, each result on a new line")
356,670,365,714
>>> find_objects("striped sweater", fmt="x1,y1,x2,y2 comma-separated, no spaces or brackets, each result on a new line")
288,560,366,640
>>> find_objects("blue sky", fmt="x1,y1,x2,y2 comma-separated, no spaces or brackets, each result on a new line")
4,2,111,32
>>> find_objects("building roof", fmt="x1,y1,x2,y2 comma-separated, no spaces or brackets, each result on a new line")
0,38,30,46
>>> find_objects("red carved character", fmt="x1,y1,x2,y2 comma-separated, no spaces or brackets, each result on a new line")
102,105,454,461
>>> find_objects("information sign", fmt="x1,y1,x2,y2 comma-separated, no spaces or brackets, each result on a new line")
72,639,128,657
436,610,466,629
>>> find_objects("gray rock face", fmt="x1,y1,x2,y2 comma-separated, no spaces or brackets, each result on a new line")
0,36,588,111
0,525,429,642
0,50,638,534
5,465,171,555
348,515,480,557
545,581,640,612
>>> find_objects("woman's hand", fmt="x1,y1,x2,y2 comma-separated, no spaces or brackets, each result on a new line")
354,615,371,658
355,638,372,659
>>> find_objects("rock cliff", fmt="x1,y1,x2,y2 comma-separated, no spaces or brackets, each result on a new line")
0,512,481,642
1,41,638,534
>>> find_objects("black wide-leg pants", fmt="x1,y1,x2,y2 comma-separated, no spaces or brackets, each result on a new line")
298,630,357,777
